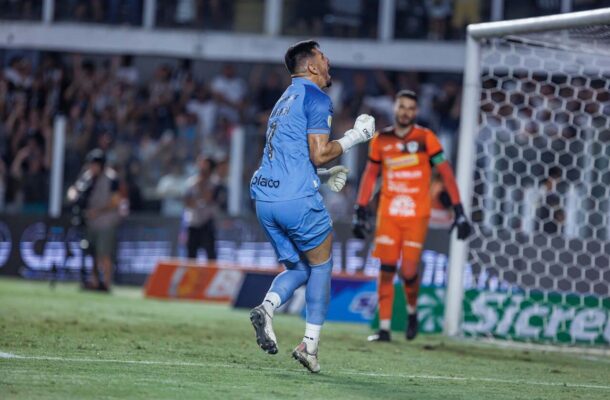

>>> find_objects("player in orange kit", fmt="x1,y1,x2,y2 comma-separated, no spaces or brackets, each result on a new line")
353,90,472,342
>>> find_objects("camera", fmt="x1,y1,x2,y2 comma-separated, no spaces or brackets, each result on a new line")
69,172,96,227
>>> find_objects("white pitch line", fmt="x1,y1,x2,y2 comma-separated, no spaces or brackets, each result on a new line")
1,351,609,391
468,338,610,357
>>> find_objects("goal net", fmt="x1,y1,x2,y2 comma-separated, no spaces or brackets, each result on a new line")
446,10,610,346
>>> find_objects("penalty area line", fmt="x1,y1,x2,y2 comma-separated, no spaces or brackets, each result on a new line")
1,351,609,391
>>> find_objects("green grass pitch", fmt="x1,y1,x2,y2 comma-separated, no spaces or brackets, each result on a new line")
1,278,608,399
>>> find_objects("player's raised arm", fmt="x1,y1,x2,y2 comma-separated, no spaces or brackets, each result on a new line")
308,114,376,166
308,134,343,167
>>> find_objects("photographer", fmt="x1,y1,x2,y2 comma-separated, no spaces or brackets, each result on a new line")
184,156,218,261
67,149,123,292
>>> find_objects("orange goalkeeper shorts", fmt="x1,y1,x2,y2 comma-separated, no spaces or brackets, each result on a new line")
372,216,429,263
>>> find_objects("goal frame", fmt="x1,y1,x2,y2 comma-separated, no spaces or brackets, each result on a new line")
444,8,610,337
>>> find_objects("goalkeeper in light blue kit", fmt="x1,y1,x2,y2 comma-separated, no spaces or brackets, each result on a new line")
249,40,375,373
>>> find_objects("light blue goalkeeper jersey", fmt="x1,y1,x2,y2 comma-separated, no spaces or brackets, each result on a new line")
250,77,333,202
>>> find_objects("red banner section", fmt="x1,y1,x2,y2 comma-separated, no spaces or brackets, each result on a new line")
144,259,281,302
145,259,379,323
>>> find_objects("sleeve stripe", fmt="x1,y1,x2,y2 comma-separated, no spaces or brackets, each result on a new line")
368,157,381,164
307,128,330,134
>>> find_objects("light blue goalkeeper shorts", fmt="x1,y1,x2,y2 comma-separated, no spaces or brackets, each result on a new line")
255,193,333,263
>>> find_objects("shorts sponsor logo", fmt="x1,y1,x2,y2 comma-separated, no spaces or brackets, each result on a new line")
389,195,416,217
403,240,422,249
375,235,396,245
251,175,281,188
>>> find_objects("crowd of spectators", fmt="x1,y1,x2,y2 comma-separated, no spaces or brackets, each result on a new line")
282,0,489,40
54,0,143,25
0,50,462,221
155,0,250,31
4,1,610,40
0,0,42,20
0,0,488,40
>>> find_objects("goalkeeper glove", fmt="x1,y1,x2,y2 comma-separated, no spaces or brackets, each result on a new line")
317,165,349,192
450,204,472,240
337,114,375,153
352,205,372,239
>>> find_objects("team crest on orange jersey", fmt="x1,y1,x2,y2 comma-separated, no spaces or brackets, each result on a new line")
406,141,419,153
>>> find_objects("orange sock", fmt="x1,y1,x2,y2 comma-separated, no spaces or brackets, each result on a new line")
401,260,420,312
378,270,395,321
403,276,419,311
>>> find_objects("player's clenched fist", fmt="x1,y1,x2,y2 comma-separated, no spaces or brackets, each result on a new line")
317,165,349,192
337,114,375,153
354,114,375,139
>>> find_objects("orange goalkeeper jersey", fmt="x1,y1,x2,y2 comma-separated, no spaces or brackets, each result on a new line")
369,125,445,219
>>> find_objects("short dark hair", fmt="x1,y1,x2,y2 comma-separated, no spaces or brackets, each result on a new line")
198,155,217,171
284,40,319,74
85,148,106,166
396,89,418,102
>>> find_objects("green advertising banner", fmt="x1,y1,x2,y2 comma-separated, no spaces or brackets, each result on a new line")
371,285,610,345
462,290,610,345
371,285,445,334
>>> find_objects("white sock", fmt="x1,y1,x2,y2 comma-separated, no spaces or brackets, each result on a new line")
407,304,417,315
380,319,391,331
262,292,281,317
303,323,322,353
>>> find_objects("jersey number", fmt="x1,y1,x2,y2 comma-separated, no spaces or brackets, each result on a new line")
266,121,278,160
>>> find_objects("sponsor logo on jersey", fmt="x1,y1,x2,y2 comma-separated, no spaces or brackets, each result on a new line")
251,175,281,188
384,154,419,169
389,195,416,217
387,170,423,180
387,182,421,194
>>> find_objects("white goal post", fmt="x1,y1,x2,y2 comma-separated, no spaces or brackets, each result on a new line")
445,8,610,345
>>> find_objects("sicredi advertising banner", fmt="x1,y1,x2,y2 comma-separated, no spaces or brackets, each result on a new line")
462,290,610,345
371,286,610,345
